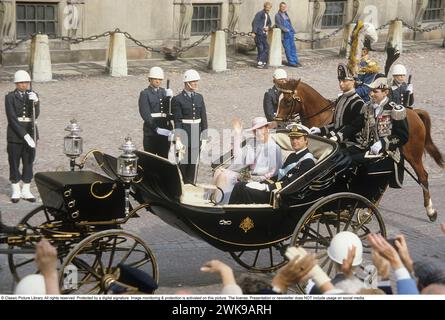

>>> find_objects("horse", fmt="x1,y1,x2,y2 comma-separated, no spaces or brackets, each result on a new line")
276,79,444,222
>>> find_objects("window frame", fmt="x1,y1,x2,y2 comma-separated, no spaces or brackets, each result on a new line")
422,0,444,22
16,2,58,39
321,0,347,29
191,3,221,36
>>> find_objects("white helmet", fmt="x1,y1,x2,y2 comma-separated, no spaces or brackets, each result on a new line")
392,64,407,76
13,70,31,83
14,274,46,294
148,66,164,80
327,231,363,266
183,69,200,82
273,68,287,80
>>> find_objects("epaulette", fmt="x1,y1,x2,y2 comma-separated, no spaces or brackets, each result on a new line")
390,102,406,120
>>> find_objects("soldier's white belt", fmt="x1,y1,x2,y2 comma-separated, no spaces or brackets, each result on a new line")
151,113,167,118
182,119,201,124
18,117,32,122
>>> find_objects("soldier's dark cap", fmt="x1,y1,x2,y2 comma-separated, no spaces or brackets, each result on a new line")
337,63,354,81
288,123,310,137
116,264,158,294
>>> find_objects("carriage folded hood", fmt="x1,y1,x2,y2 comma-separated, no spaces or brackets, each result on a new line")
134,150,183,202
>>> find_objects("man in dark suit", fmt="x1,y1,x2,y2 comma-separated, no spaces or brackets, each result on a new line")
263,68,287,121
172,69,208,184
5,70,39,203
229,125,316,204
138,66,173,158
251,2,272,69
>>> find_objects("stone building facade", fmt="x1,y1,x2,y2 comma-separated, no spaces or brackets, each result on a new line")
0,0,444,65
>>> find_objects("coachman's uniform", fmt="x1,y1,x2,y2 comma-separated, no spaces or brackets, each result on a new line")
320,63,365,145
172,90,208,184
5,89,39,183
139,86,171,157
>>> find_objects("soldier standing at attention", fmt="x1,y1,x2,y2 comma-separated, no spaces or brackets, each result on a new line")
5,70,39,203
138,66,173,157
172,69,208,184
389,64,414,109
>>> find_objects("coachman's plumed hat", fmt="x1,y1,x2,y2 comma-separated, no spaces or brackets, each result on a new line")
337,63,354,81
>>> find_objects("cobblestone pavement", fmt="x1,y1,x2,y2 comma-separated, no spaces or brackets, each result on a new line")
0,40,444,294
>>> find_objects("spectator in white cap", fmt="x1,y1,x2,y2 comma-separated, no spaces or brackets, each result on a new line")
263,68,288,121
213,116,282,204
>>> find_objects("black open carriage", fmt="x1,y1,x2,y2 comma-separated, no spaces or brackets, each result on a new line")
3,128,392,294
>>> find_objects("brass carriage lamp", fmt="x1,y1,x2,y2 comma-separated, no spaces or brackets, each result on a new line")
64,119,83,171
117,136,138,215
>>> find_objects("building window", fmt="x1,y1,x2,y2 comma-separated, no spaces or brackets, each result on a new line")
322,1,346,29
16,2,58,39
423,0,444,22
191,4,221,35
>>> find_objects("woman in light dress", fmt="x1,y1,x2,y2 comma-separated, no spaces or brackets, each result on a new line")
213,116,282,204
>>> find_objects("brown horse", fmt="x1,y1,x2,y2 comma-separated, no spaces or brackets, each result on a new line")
276,79,444,222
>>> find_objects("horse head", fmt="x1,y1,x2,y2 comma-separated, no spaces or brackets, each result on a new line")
275,78,303,122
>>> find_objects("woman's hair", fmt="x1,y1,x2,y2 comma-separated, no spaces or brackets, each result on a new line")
237,274,272,294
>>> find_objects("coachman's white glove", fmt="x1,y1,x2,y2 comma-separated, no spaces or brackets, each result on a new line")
165,88,173,97
156,128,172,137
309,127,321,135
27,92,39,102
24,134,36,148
200,139,207,152
246,181,268,192
175,139,185,152
370,140,383,155
406,83,413,94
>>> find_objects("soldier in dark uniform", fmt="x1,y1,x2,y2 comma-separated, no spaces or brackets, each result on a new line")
5,70,39,203
171,69,208,184
229,125,316,204
389,64,414,109
348,77,409,165
310,63,365,147
138,66,173,157
263,68,287,121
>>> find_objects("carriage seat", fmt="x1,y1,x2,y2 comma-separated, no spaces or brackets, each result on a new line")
270,132,333,164
181,183,215,207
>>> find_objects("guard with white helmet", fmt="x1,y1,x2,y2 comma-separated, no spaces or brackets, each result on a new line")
263,68,288,121
138,66,174,157
171,69,208,184
5,70,40,203
390,64,414,108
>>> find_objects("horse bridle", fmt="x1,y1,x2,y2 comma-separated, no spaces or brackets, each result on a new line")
278,88,335,121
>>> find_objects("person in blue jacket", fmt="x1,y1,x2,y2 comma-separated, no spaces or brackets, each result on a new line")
355,45,381,102
275,2,301,67
251,2,272,69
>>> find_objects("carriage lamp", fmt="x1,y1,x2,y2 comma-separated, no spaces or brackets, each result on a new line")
117,136,138,215
64,119,83,171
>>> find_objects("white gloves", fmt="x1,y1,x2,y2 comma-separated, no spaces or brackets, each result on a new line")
406,83,413,94
165,88,173,97
24,134,36,148
175,139,185,152
27,92,39,102
309,127,321,135
246,181,268,192
370,140,382,155
156,128,172,137
201,139,207,151
329,136,338,142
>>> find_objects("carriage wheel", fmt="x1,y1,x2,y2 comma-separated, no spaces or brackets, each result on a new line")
290,192,386,292
229,237,291,273
59,229,159,294
7,205,62,282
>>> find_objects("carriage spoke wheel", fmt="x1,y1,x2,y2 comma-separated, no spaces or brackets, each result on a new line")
59,229,158,294
229,237,291,273
290,192,386,293
8,205,65,282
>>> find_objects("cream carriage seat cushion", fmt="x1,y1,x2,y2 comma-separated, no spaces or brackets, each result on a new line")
270,132,333,163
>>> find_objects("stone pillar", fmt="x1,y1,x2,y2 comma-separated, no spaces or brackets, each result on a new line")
268,28,282,67
339,0,364,57
29,34,52,82
413,0,428,40
385,19,403,54
208,31,227,72
311,0,326,49
0,0,16,47
106,32,127,77
227,0,241,48
62,0,85,39
177,0,193,46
